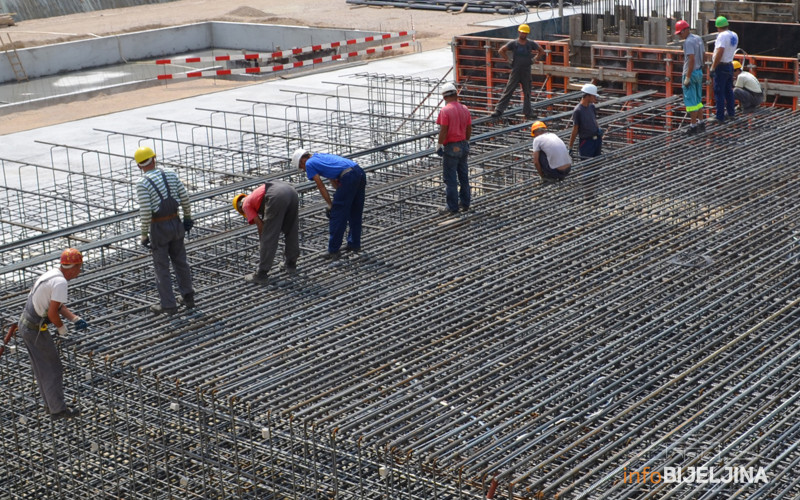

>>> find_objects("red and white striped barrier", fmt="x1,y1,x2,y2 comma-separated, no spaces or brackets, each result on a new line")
156,42,412,80
154,31,412,65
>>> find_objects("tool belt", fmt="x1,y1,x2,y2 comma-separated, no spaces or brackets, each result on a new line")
151,213,178,223
18,311,44,332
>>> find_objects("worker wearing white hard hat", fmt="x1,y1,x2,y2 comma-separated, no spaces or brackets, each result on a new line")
675,19,706,135
436,82,473,214
568,83,603,159
491,24,545,119
294,149,366,259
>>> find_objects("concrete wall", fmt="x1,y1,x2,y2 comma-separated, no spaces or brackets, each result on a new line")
1,23,386,83
0,0,179,22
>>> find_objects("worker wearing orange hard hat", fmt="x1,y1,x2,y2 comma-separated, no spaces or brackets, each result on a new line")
675,19,706,135
491,23,545,119
233,180,300,285
18,248,88,419
530,121,572,181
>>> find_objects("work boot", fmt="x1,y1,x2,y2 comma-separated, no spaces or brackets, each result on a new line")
51,407,80,420
459,205,471,213
178,293,195,309
284,261,297,274
244,273,270,285
150,304,178,315
322,251,341,261
438,207,457,216
344,246,360,253
686,126,697,136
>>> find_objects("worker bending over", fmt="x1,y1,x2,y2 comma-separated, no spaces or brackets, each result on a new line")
135,147,195,314
233,180,300,285
293,149,366,259
19,248,88,419
531,121,571,181
733,61,763,113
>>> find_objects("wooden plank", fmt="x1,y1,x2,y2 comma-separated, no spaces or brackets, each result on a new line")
531,63,639,83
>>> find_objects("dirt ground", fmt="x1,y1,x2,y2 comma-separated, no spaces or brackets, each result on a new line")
2,0,506,134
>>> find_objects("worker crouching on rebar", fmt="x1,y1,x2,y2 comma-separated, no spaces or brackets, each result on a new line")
233,181,300,285
19,248,88,419
134,147,195,314
530,121,571,182
568,83,603,160
293,149,366,260
732,61,763,113
436,82,472,215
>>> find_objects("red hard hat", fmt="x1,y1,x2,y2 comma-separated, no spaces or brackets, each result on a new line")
675,20,690,33
60,248,83,266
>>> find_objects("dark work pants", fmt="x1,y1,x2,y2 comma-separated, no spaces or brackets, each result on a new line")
733,88,763,112
150,218,193,308
713,63,736,121
329,166,366,253
20,320,66,414
494,66,532,117
258,182,300,275
539,151,571,180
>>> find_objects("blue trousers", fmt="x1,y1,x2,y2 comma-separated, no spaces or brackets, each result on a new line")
713,63,735,121
442,141,471,212
329,165,366,253
579,135,602,159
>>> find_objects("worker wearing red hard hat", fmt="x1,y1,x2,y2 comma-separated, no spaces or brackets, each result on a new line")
491,24,545,119
233,180,300,284
18,248,88,419
675,20,706,135
135,146,195,314
530,121,571,181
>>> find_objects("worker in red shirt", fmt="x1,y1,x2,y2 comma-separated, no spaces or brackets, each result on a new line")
435,82,473,215
233,180,300,284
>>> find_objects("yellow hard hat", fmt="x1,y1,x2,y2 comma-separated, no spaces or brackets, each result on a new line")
134,146,156,166
518,24,530,34
232,194,247,216
732,60,742,70
530,121,547,135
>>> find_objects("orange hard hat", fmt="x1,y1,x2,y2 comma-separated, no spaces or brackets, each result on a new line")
530,121,547,135
60,248,83,266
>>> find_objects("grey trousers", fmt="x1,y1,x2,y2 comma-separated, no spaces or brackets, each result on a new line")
258,182,300,275
150,217,193,308
733,88,763,112
494,66,532,116
20,325,66,413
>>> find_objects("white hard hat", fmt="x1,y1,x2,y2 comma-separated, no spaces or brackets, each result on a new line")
441,82,458,96
291,148,309,169
581,83,599,97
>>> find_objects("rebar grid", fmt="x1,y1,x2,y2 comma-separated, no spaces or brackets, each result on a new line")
2,74,799,498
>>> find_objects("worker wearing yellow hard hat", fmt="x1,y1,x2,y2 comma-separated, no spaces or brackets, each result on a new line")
232,180,300,285
490,24,545,119
134,146,195,314
732,60,763,113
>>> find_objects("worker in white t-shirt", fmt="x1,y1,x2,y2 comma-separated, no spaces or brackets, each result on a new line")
733,61,763,113
531,121,572,181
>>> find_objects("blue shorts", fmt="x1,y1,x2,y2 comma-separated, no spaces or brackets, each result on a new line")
683,69,704,112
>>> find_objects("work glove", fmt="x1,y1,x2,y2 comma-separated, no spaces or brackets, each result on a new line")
436,145,444,157
56,325,68,337
183,218,194,233
324,207,331,219
141,236,150,248
73,318,88,331
683,76,691,87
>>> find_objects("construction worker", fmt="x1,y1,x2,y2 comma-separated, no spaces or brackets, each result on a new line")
436,82,473,215
491,24,545,119
135,147,195,314
530,121,571,181
293,149,366,259
568,83,602,159
732,61,763,113
675,19,706,135
19,248,88,419
233,181,300,284
709,16,738,123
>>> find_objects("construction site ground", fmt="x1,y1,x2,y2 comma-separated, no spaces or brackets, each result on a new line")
1,0,503,134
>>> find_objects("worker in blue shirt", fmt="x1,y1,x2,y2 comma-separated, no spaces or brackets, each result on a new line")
293,149,366,259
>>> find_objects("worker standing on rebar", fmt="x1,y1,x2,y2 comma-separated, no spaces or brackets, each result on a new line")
293,149,366,259
135,147,195,314
530,121,571,181
675,20,706,135
18,248,88,419
732,61,763,113
568,83,602,159
491,24,545,119
233,181,300,284
436,82,473,215
709,16,738,123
